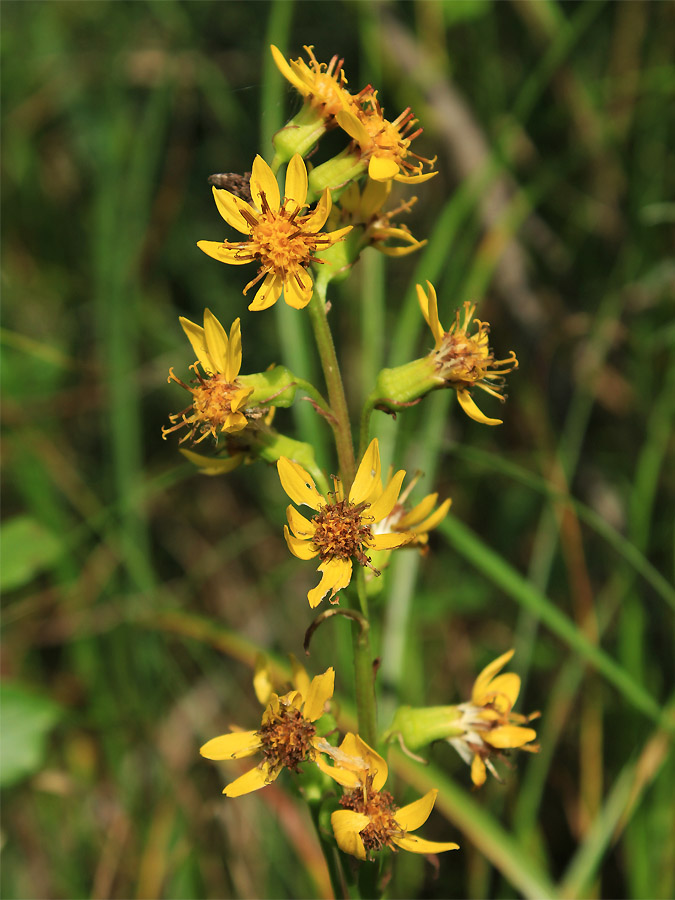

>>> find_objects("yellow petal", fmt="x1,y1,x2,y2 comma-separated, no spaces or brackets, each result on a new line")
331,810,368,860
482,672,521,711
397,492,438,529
339,734,388,791
368,154,400,182
369,532,413,551
270,45,307,95
336,109,369,145
286,504,315,538
412,498,453,534
203,308,229,373
197,240,252,265
394,170,437,185
224,762,277,797
249,272,283,311
289,654,311,698
483,725,537,750
284,154,308,211
472,650,515,704
283,525,319,561
222,411,249,433
314,750,361,788
303,188,331,233
253,655,273,706
349,439,381,504
251,154,280,212
179,316,213,374
303,668,335,722
200,730,261,760
225,317,243,381
179,448,244,475
339,182,360,214
360,177,391,218
457,389,502,426
367,469,406,523
471,754,487,787
308,558,352,608
211,186,255,234
393,834,460,854
394,789,437,832
416,281,444,347
283,270,313,309
277,457,325,509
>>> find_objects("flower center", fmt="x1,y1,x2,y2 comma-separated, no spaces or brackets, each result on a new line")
250,208,318,272
258,702,317,773
311,499,374,565
163,368,254,444
340,778,404,853
435,331,491,387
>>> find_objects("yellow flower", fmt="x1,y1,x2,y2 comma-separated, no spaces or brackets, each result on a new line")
373,472,452,549
271,44,352,124
200,667,346,797
328,734,459,860
449,650,539,787
335,88,436,184
417,280,518,426
163,310,257,444
277,439,415,607
198,154,351,311
336,178,426,257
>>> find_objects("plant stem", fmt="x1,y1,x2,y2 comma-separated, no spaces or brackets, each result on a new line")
307,285,356,486
358,392,377,460
307,282,378,749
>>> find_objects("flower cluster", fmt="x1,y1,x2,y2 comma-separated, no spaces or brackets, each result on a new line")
163,42,536,884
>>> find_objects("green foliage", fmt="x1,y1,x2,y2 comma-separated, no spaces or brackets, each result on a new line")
0,683,63,787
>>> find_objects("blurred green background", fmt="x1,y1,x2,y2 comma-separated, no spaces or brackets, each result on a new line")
2,1,674,898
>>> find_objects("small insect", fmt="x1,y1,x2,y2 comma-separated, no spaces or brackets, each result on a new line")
207,171,252,202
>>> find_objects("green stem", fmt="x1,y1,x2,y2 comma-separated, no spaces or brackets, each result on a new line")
358,392,377,460
306,285,356,486
307,283,378,751
290,375,333,422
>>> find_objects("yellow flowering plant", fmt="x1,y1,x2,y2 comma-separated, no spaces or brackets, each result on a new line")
163,42,537,898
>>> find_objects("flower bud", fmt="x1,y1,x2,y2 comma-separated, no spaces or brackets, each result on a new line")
384,705,464,751
374,357,440,407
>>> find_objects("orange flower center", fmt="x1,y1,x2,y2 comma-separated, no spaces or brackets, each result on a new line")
258,703,317,773
340,778,403,852
248,207,319,272
434,331,492,387
163,368,254,444
311,499,374,566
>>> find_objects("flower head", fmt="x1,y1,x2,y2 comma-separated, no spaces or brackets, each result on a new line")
417,281,518,425
449,650,539,787
335,178,426,257
271,44,351,125
277,439,414,607
328,734,459,860
200,667,344,796
335,88,436,185
198,154,351,311
163,311,259,444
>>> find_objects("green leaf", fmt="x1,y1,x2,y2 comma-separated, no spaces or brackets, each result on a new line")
0,516,63,591
0,682,64,787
